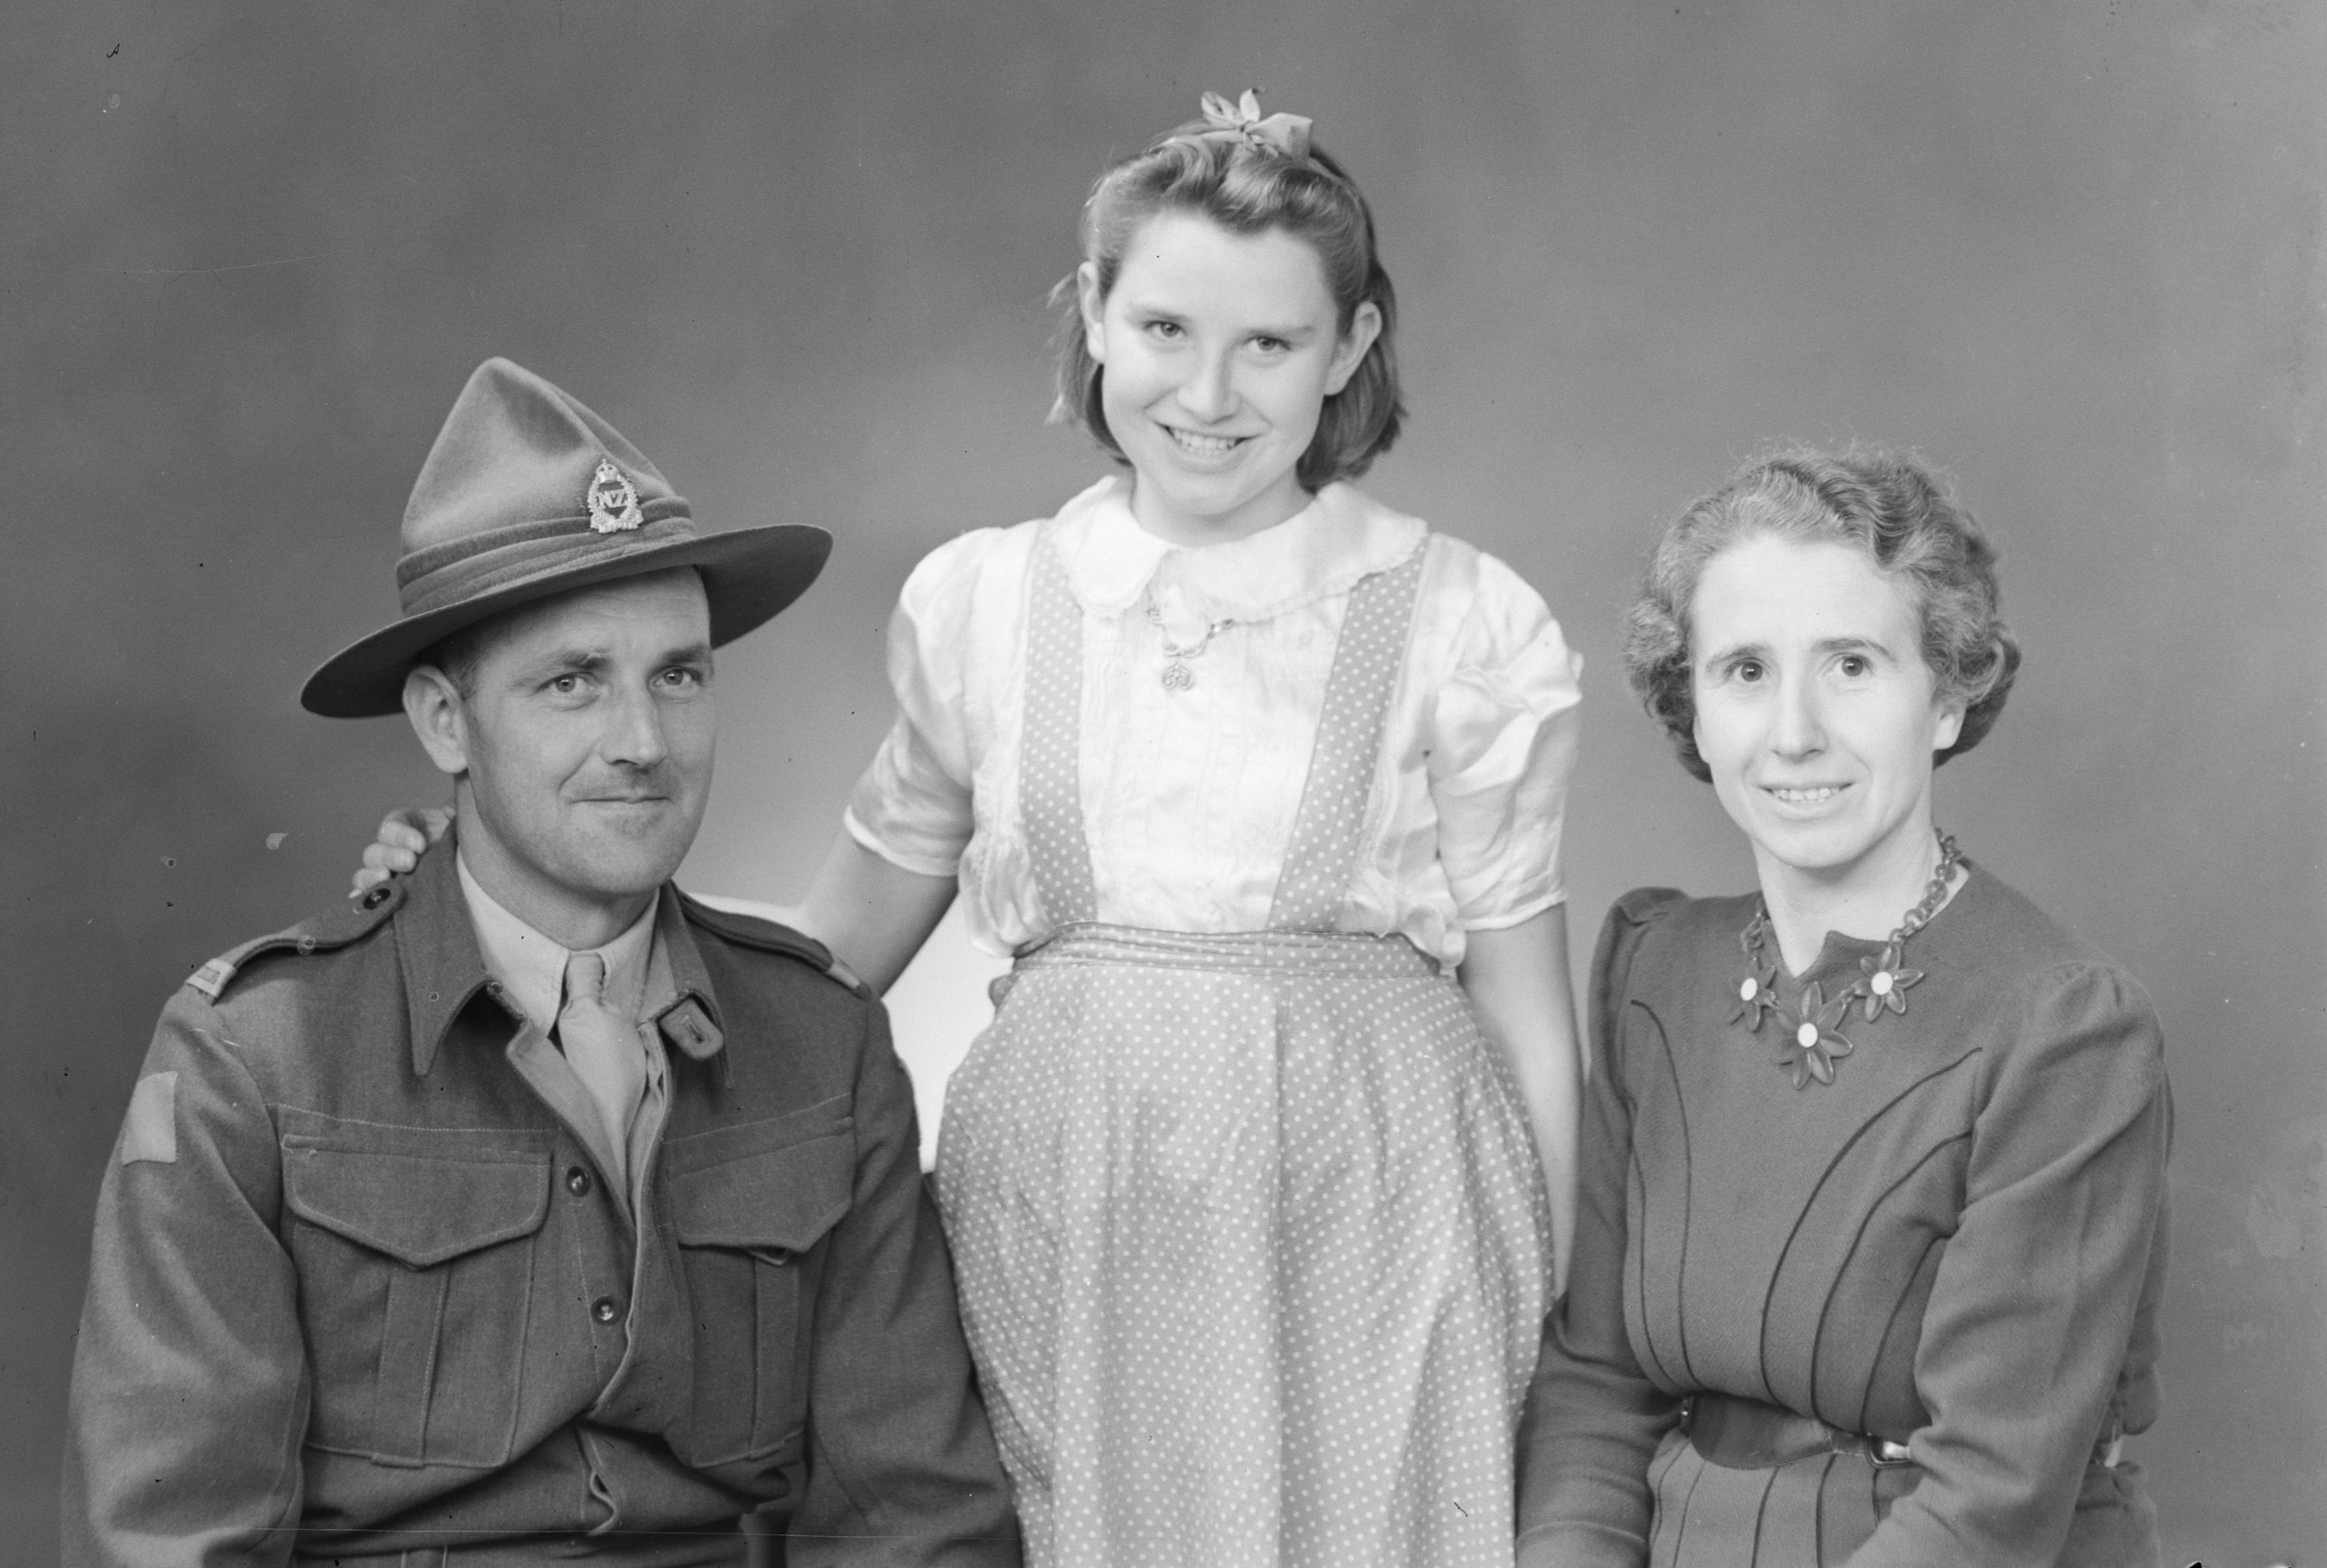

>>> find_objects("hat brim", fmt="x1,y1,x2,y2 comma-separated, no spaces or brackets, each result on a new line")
300,523,833,718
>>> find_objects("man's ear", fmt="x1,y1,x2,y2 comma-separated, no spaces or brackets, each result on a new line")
403,665,471,778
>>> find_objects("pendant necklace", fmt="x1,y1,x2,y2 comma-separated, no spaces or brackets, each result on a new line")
1144,592,1237,692
1731,829,1961,1090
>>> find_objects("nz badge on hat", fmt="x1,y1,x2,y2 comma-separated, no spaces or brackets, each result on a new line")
298,356,833,719
587,458,644,534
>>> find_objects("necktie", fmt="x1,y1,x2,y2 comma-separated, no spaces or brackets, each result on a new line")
557,951,646,1181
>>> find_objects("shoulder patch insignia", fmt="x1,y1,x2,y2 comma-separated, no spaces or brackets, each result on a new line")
120,1072,179,1165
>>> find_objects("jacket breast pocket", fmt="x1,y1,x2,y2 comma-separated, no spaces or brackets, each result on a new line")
281,1116,553,1470
663,1099,855,1466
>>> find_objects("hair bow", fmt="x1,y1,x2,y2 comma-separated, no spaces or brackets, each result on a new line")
1193,89,1314,159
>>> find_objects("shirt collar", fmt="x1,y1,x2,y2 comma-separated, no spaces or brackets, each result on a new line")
1051,473,1427,624
391,834,727,1076
456,852,657,1034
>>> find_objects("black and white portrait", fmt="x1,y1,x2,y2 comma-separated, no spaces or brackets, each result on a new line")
5,3,2319,1565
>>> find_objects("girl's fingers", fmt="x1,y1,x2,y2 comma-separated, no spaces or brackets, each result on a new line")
373,806,453,849
351,803,450,896
360,842,419,873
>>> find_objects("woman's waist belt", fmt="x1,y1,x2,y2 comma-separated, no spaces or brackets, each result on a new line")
1012,922,1442,981
1681,1392,1914,1471
1683,1392,2125,1473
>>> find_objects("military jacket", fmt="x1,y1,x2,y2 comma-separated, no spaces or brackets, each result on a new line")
63,842,1017,1567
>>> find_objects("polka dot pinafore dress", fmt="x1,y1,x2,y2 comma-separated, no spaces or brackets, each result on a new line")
933,519,1554,1568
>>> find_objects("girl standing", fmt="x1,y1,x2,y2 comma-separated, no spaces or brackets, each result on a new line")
370,93,1584,1568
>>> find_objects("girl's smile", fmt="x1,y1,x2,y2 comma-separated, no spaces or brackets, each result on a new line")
1079,211,1379,547
1161,425,1248,460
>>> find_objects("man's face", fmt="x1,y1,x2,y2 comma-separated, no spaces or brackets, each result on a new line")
410,570,715,932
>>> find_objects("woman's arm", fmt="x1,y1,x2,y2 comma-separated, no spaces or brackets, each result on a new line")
671,834,956,997
1515,890,1684,1568
1843,963,2170,1568
791,833,956,996
1459,903,1582,1291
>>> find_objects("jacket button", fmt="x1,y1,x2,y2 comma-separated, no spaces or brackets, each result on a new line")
591,1297,620,1324
565,1166,591,1197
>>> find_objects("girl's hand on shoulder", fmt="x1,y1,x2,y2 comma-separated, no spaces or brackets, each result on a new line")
350,806,453,896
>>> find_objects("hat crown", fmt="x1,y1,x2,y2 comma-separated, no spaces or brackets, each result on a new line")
401,358,682,558
301,355,831,719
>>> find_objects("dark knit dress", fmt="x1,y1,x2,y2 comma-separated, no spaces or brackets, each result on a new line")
1517,865,2169,1567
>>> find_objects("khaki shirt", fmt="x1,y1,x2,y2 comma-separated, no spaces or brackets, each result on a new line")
63,840,1017,1567
455,857,661,1204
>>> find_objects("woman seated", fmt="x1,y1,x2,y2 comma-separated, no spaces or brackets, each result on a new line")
1517,449,2169,1566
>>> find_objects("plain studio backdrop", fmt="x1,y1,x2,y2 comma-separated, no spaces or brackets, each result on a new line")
3,2,2320,1562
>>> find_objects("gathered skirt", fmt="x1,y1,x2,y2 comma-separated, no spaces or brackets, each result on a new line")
934,924,1554,1568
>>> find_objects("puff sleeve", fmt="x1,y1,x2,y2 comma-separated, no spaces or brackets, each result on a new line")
842,531,993,878
1424,551,1583,929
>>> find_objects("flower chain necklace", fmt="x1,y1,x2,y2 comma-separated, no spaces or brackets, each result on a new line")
1731,829,1961,1090
1144,592,1237,692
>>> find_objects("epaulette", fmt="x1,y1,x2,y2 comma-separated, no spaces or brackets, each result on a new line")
676,890,872,999
184,877,409,1003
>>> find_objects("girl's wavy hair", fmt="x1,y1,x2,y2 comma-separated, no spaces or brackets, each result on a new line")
1050,117,1404,491
1623,447,2021,782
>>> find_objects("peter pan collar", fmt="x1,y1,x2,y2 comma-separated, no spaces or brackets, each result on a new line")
1051,474,1427,624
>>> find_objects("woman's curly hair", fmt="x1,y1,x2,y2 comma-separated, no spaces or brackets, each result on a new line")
1050,120,1403,491
1623,447,2020,782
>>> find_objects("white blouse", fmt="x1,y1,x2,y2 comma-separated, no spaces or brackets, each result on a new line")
844,476,1582,969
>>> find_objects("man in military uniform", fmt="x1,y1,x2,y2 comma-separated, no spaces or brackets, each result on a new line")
63,359,1018,1567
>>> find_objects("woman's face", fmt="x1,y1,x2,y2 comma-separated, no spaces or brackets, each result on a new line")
1689,534,1965,887
1079,210,1380,547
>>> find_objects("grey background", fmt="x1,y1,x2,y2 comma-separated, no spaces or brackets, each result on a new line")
4,1,2320,1562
